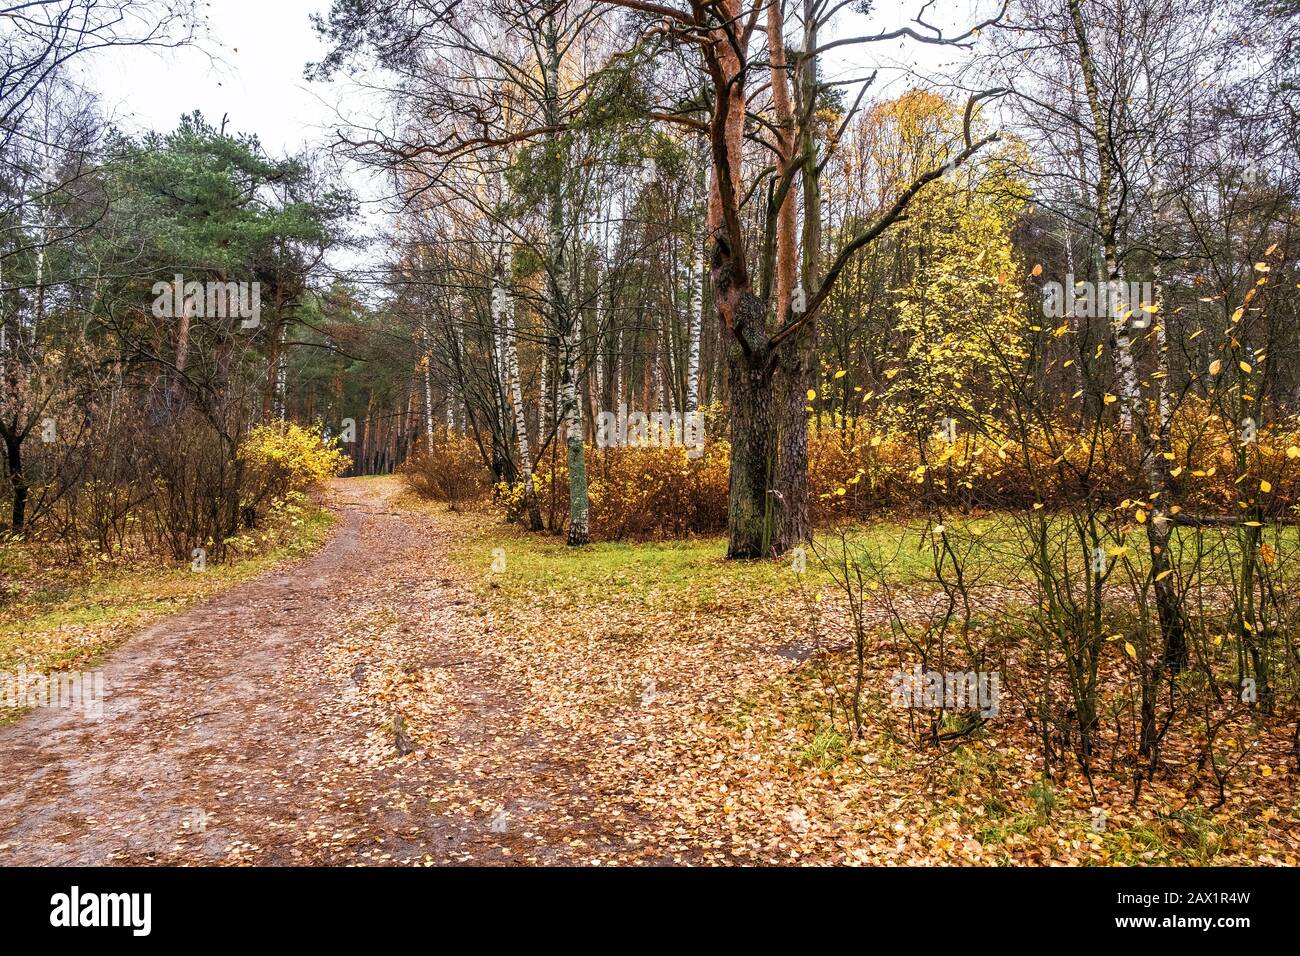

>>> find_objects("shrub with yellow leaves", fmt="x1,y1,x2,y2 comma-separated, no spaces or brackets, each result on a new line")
239,422,350,512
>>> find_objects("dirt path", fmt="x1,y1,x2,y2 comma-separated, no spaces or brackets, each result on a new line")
0,478,650,865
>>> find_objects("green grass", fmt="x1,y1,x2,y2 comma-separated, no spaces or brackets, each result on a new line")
799,725,849,770
450,515,961,612
1103,807,1232,865
447,499,1300,616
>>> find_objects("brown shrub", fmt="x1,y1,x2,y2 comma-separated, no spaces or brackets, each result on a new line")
526,442,730,541
399,434,491,508
496,403,1300,541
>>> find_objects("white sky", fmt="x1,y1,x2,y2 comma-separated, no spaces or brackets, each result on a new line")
81,0,344,157
75,0,995,271
80,0,993,149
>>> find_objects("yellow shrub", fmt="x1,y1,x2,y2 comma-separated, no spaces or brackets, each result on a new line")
522,442,730,541
239,423,350,500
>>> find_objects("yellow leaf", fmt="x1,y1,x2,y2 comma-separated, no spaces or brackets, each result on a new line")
1103,393,1118,405
833,369,846,379
1240,361,1253,374
1260,480,1272,493
806,389,817,400
1124,642,1137,660
1155,569,1172,581
1209,359,1222,375
1287,446,1300,459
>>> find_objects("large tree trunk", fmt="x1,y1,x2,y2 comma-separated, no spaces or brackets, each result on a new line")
725,309,776,559
706,0,776,558
774,325,814,551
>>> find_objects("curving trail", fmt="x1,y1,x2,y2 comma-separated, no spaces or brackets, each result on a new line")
0,478,639,866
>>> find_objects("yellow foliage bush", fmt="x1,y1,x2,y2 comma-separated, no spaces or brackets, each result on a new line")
519,443,730,541
239,423,350,503
809,403,1300,522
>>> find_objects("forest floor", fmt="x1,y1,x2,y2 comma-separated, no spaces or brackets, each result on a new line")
0,477,1294,865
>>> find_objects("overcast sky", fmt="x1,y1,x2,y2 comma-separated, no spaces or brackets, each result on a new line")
75,0,993,272
81,0,991,146
82,0,343,156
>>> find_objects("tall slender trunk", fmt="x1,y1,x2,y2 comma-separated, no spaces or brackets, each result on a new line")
660,312,676,415
261,280,285,421
275,319,289,421
613,328,623,410
685,168,706,415
422,325,436,446
544,12,588,544
1,424,26,532
1070,0,1185,669
539,348,550,437
450,293,465,433
773,1,817,553
501,242,542,530
169,295,193,416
